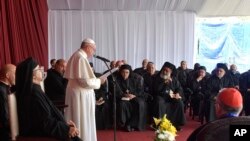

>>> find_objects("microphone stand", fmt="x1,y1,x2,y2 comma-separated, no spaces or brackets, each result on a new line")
103,61,117,141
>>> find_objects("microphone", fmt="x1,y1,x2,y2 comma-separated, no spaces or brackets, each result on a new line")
93,55,110,62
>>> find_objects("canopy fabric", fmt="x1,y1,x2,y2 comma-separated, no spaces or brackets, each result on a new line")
48,11,195,72
47,0,250,17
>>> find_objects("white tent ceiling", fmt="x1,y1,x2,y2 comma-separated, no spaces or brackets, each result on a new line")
47,0,250,17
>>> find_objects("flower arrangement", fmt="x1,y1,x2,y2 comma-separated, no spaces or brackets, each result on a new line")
153,114,177,141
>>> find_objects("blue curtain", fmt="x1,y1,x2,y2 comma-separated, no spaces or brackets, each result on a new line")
196,21,250,73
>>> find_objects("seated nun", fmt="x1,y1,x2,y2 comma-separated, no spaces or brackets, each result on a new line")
115,64,147,132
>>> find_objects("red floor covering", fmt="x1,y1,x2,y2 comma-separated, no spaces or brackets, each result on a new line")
97,112,202,141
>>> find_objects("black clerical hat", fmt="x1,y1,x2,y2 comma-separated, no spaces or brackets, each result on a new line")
120,64,132,72
198,66,206,71
216,63,228,72
159,62,177,76
162,62,176,71
16,57,38,97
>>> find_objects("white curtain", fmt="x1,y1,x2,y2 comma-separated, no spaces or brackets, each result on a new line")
48,11,196,73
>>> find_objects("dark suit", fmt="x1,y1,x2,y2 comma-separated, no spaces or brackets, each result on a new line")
0,81,11,141
44,69,68,102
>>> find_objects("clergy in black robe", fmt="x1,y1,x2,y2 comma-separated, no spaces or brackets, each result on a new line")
187,63,200,82
153,62,186,130
229,64,240,88
47,59,56,73
203,63,234,122
239,70,250,115
0,82,11,141
116,64,146,131
133,59,148,76
15,57,81,141
90,63,112,130
0,64,16,141
94,77,112,130
143,62,158,121
188,66,209,117
106,60,124,100
176,61,192,111
143,62,158,98
0,82,10,140
44,59,68,102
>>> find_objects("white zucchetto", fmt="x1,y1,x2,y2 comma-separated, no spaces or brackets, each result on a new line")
82,38,95,45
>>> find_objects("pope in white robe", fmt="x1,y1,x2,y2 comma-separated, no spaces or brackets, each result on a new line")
64,38,106,141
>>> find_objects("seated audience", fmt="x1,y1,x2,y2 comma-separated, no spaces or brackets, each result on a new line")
133,59,149,76
0,64,16,141
153,62,186,131
239,69,250,115
115,64,146,132
47,59,56,73
15,57,81,141
189,66,209,118
203,63,234,122
44,59,68,102
187,88,243,141
229,64,240,89
103,60,117,74
90,63,112,130
107,60,124,95
110,60,117,69
187,63,200,82
143,62,158,98
143,62,157,120
176,60,192,111
115,60,125,68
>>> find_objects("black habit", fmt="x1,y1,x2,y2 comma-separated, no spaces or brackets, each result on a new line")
203,74,234,122
153,76,186,128
94,72,112,130
143,72,157,120
239,70,250,115
16,57,81,141
188,75,209,116
133,67,147,76
24,84,70,139
152,62,186,129
0,82,11,141
44,69,68,102
116,65,147,131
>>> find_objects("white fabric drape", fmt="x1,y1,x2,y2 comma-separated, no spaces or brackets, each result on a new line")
47,0,250,17
48,11,196,72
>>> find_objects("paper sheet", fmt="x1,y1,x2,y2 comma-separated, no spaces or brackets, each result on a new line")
100,67,119,79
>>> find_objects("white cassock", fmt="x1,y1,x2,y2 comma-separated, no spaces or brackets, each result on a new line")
64,49,101,141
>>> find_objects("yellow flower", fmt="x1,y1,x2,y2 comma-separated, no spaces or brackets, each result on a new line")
153,117,161,126
153,114,177,141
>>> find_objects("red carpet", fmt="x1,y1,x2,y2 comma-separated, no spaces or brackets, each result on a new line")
97,111,202,141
